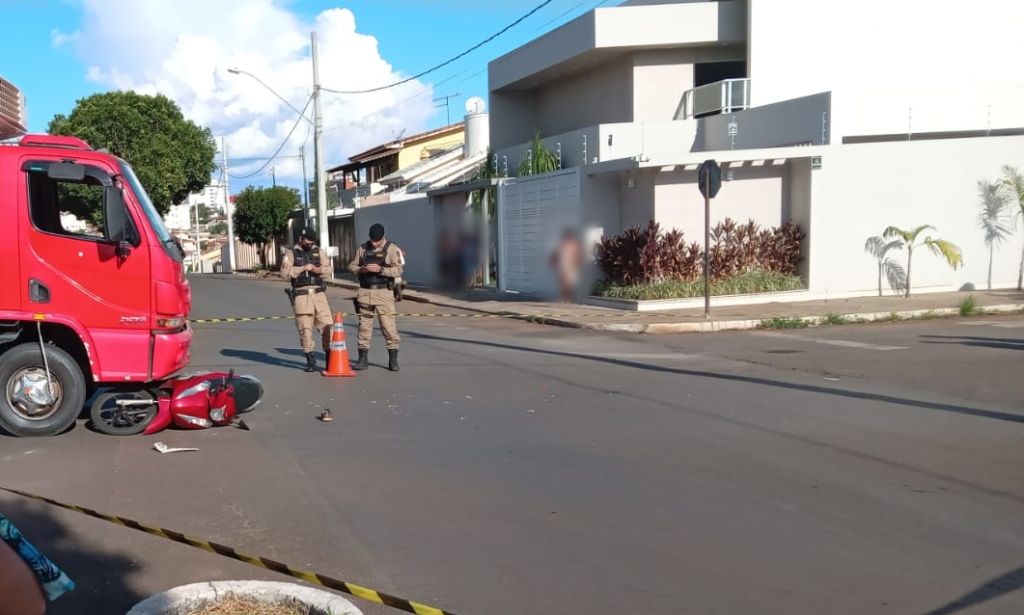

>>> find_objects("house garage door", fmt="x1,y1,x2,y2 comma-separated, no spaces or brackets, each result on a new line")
498,169,580,296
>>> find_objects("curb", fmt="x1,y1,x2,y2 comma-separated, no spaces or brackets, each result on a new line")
223,274,1024,335
580,303,1024,334
127,580,362,615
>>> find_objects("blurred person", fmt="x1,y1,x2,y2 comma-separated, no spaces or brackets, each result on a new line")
0,513,74,615
551,229,583,303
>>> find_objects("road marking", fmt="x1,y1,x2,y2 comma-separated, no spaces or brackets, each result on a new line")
991,322,1024,328
755,331,907,351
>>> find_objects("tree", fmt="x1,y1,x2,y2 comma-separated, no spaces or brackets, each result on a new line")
883,225,963,297
208,221,228,236
196,203,211,225
233,186,297,268
48,91,216,218
1000,165,1024,290
977,180,1012,290
516,133,560,177
864,236,906,296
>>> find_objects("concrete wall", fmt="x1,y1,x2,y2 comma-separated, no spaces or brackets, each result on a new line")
490,90,539,153
536,57,633,139
580,172,621,288
787,158,813,282
747,0,1024,138
619,168,656,231
354,198,436,285
653,163,789,243
632,47,744,123
808,135,1024,295
594,1,746,50
696,92,831,150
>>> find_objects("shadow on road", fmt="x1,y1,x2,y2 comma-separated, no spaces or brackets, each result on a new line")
405,331,1024,425
1,498,145,614
221,348,307,370
921,334,1024,352
922,563,1024,614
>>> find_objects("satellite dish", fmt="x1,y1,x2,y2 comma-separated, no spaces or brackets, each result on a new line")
464,96,486,115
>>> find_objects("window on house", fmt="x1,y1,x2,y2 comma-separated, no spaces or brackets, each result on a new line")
26,167,107,240
694,61,747,88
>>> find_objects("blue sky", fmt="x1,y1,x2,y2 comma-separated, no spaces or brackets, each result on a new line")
3,0,612,189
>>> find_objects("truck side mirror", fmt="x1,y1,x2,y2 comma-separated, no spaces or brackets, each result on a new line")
103,186,128,244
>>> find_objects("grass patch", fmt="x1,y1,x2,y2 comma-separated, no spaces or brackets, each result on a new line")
594,271,804,301
959,295,977,316
187,595,323,615
759,317,809,330
822,313,849,326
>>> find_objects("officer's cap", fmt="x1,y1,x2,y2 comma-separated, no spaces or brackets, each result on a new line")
369,223,386,241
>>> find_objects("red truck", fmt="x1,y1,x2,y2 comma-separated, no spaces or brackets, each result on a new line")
0,134,192,437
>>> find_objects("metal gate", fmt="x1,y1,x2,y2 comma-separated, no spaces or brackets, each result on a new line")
497,169,580,296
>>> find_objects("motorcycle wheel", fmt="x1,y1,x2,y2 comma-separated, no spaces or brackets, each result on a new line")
90,390,157,436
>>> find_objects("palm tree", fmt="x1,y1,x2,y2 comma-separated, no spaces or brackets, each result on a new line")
977,180,1011,290
1000,165,1024,290
883,225,963,297
864,236,906,296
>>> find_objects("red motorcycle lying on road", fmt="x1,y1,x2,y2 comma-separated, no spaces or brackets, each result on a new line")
89,371,263,436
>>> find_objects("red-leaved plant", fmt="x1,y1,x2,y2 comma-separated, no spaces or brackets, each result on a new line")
596,218,805,284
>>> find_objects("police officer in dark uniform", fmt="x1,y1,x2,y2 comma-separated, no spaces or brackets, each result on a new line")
281,228,334,372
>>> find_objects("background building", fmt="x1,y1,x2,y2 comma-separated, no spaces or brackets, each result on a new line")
0,76,27,139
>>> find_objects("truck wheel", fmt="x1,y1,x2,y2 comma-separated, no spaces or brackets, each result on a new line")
0,343,87,437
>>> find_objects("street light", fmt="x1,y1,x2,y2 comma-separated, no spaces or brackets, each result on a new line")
227,67,313,230
226,32,330,263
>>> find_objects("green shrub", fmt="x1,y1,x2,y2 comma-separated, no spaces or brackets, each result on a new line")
822,313,849,326
593,270,804,300
959,295,977,316
759,317,809,330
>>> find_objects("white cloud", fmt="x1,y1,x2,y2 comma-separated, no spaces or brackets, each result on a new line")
61,0,436,182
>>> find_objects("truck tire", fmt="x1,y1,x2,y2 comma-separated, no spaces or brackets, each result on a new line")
0,343,87,437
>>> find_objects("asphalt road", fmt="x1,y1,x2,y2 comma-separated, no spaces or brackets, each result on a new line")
2,275,1022,614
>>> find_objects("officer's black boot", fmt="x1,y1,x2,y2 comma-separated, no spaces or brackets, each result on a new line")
388,349,400,372
352,349,369,371
304,352,317,373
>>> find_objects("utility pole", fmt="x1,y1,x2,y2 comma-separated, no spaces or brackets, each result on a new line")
221,137,236,272
311,31,330,260
193,200,201,273
299,147,310,227
271,166,276,187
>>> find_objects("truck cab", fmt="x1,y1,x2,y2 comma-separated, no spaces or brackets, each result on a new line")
0,134,192,437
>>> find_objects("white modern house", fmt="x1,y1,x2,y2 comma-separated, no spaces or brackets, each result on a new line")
487,0,1024,300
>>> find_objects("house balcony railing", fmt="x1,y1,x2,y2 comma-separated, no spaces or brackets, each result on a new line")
680,78,750,119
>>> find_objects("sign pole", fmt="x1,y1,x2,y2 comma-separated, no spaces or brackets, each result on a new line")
704,173,711,320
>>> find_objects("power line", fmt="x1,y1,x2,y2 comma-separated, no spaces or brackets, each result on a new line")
229,94,314,180
322,67,475,133
321,0,553,95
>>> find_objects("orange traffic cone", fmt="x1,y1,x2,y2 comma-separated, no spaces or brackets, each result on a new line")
323,313,356,378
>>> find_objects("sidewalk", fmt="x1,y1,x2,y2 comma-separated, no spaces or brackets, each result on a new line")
323,276,1024,334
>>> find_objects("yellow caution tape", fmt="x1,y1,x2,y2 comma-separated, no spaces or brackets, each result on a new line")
0,486,456,615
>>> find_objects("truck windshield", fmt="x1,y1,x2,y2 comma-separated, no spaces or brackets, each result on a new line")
119,161,182,261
